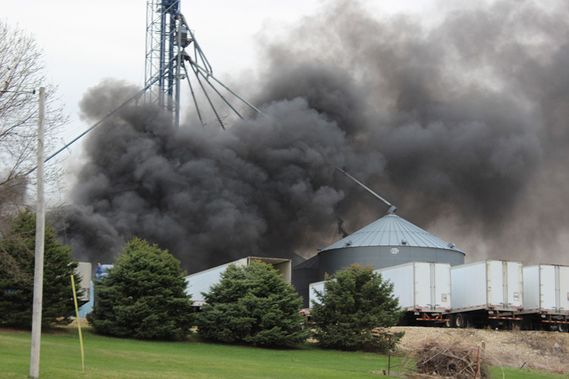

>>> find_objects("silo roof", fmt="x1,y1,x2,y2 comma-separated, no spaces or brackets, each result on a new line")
322,214,463,253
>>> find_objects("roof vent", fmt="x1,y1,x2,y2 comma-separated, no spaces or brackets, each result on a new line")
448,242,455,249
401,239,408,245
345,240,353,247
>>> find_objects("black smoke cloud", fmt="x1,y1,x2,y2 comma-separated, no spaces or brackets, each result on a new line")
61,0,569,270
62,81,353,269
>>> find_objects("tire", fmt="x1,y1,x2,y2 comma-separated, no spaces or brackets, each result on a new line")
558,324,568,333
455,313,466,329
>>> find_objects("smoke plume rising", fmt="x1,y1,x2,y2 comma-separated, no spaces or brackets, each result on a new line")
62,0,569,270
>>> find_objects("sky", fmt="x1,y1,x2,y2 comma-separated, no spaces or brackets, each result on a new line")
1,0,436,199
6,0,569,267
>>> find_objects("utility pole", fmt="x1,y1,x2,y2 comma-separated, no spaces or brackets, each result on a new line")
29,86,46,379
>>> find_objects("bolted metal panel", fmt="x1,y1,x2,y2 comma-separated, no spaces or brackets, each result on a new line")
322,214,463,253
293,213,465,307
317,245,464,277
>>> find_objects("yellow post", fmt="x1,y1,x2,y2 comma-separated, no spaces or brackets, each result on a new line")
70,275,85,372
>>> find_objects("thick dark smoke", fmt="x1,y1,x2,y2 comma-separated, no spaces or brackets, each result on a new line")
62,0,569,270
63,81,352,268
0,176,27,232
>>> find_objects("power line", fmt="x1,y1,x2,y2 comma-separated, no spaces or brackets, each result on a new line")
22,1,264,177
24,83,152,176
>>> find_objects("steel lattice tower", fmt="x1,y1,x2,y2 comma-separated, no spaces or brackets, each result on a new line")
21,0,263,177
145,0,182,125
144,0,261,129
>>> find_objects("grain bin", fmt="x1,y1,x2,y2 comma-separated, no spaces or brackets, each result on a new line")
317,213,465,276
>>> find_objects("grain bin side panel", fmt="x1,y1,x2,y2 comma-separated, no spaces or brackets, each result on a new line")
318,246,464,276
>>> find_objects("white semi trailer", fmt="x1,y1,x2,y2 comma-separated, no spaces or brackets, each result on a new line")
519,264,569,331
377,262,451,325
185,256,292,307
308,262,451,325
450,260,523,328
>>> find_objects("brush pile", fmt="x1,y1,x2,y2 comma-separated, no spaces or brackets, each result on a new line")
415,340,488,378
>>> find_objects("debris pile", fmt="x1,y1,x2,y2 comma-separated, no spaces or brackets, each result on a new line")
416,340,488,379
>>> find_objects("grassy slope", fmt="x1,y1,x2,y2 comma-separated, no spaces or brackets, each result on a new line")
489,367,568,379
0,328,565,379
0,328,401,379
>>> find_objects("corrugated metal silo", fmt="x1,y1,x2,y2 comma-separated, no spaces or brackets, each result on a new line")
317,213,465,275
292,168,465,306
293,213,465,306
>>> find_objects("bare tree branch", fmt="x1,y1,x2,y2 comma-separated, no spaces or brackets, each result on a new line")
0,21,68,225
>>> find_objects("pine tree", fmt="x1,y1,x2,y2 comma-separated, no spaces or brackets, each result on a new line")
196,261,308,347
0,210,82,328
311,264,403,352
89,238,193,340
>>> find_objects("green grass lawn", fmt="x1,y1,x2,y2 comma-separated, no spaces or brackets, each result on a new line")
489,367,568,379
0,328,565,379
0,328,404,378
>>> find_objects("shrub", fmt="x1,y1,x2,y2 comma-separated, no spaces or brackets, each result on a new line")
196,261,307,347
89,238,193,340
311,264,402,352
0,210,82,328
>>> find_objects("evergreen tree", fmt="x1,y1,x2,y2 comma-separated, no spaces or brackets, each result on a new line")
0,210,82,328
311,264,402,352
196,261,307,347
89,238,193,340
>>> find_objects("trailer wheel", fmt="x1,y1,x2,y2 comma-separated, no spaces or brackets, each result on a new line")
558,324,568,333
445,315,454,328
455,313,466,328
